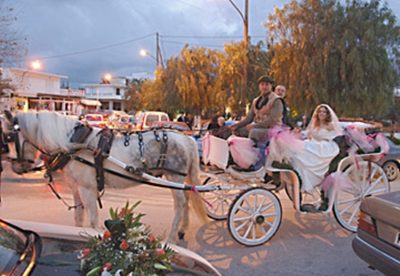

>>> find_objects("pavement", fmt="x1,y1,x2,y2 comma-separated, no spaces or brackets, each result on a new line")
1,161,399,275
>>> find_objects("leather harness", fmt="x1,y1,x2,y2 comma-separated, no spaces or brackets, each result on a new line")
3,120,184,210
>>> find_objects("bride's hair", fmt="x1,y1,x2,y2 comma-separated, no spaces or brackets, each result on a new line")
313,105,332,128
307,104,342,135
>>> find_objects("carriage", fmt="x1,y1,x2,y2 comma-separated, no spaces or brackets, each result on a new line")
0,111,390,248
199,128,390,246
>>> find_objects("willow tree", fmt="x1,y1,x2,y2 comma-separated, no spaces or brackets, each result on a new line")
218,41,270,115
267,0,399,118
175,46,222,116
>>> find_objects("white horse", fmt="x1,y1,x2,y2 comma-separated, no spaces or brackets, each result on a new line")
2,111,206,242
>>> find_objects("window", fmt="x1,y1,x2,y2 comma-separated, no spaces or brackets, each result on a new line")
116,88,120,96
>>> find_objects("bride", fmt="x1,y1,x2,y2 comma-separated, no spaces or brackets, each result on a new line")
268,104,343,194
291,104,343,193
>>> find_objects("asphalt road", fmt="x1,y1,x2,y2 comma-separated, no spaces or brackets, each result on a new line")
1,162,398,275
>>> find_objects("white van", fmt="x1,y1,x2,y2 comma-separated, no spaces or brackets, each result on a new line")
136,111,170,130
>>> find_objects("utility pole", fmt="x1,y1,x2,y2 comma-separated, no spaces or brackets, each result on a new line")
156,32,164,69
228,0,249,114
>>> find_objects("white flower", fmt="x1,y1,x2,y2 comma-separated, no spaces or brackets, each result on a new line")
114,269,124,276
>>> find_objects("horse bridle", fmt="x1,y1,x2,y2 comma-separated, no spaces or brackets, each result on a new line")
1,118,46,165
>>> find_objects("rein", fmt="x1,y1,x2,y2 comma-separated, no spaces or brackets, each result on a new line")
2,116,189,211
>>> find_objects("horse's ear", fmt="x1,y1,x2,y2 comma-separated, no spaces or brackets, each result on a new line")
4,110,13,123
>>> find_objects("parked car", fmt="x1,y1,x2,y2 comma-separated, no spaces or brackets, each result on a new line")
2,219,220,275
0,219,42,275
135,111,170,130
82,113,107,128
107,111,133,130
379,137,400,181
352,191,400,275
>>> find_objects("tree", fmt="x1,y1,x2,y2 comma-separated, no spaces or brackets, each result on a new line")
267,0,400,118
124,78,144,113
0,1,26,65
175,46,221,116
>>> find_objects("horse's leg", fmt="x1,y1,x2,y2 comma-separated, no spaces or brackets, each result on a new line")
76,184,99,229
66,162,100,229
69,178,85,227
166,174,187,243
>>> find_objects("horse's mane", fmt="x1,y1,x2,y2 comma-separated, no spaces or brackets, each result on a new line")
17,111,79,152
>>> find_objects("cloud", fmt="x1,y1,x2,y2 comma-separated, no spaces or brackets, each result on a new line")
9,0,400,87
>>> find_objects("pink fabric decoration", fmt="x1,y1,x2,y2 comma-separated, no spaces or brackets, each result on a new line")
267,127,304,163
345,126,375,152
202,133,210,163
227,136,259,169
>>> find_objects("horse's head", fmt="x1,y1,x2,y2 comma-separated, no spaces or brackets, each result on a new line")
1,110,38,174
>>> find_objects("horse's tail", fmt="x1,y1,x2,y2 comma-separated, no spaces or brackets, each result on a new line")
186,137,208,223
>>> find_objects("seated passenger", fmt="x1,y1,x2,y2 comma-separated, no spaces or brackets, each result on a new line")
269,104,342,193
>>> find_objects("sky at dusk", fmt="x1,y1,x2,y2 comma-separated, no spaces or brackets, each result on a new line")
6,0,400,87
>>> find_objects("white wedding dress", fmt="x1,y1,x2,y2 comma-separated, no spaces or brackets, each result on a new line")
290,127,340,192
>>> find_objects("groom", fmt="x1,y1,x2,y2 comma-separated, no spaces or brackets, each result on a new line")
231,75,284,170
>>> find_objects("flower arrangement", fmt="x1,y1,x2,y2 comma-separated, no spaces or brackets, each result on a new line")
80,201,174,276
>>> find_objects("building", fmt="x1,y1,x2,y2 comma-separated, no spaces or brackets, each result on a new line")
1,67,85,114
84,77,128,111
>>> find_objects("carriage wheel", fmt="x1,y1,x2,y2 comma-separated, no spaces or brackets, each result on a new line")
201,175,239,220
333,161,389,232
228,187,282,246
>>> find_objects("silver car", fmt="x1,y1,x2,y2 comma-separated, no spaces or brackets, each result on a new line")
379,138,400,181
352,191,400,275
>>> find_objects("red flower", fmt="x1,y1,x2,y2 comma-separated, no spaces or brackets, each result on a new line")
102,262,112,272
155,248,165,257
120,239,129,250
148,233,155,243
103,230,112,240
82,248,91,258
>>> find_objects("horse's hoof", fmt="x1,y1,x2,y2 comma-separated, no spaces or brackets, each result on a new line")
178,231,185,240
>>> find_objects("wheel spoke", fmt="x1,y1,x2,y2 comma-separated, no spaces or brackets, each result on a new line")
336,196,359,206
366,187,387,195
256,196,267,213
365,175,384,194
236,220,249,231
220,201,225,215
346,202,361,225
252,223,256,240
260,202,273,212
264,218,273,227
244,221,253,238
234,215,252,222
262,212,276,218
238,206,252,214
339,198,358,216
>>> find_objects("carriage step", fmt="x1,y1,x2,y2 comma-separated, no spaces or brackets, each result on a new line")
300,204,320,213
300,202,329,213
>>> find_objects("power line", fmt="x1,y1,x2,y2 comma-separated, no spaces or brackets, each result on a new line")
162,40,225,49
15,33,156,62
161,34,265,39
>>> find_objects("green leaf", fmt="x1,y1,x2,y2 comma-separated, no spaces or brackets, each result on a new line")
154,263,168,270
86,266,101,276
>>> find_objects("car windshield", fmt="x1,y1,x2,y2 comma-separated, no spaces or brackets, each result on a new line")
0,221,27,271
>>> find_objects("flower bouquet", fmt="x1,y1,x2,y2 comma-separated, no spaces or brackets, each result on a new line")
80,201,174,276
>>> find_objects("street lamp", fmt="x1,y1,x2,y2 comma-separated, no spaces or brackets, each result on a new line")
139,49,157,61
30,60,42,70
103,73,112,83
